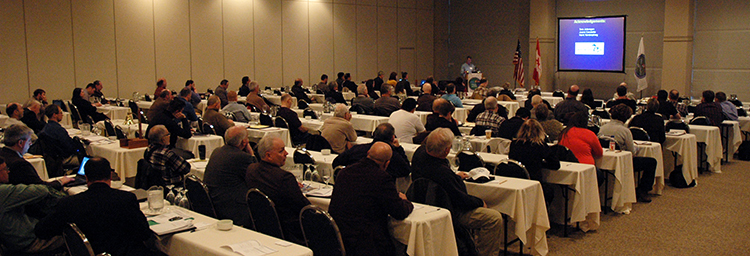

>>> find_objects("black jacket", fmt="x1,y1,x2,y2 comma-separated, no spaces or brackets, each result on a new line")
332,142,411,179
411,146,484,213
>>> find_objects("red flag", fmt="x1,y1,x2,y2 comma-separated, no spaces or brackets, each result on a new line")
513,40,525,87
533,38,542,86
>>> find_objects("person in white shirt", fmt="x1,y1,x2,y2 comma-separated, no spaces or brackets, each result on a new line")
3,103,25,128
389,98,425,144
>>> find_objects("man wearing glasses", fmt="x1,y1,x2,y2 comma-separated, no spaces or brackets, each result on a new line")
0,124,73,190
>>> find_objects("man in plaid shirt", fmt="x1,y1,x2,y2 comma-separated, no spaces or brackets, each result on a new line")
668,89,689,117
144,125,191,186
475,97,505,136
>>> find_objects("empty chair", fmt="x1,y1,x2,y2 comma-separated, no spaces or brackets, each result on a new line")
299,205,346,256
53,99,68,112
629,127,651,141
68,102,84,128
298,100,309,110
591,109,610,119
469,125,491,137
63,223,112,256
114,126,127,140
455,151,485,172
246,188,285,239
493,159,530,179
305,134,332,152
550,144,579,163
184,174,218,218
666,119,690,133
103,120,117,137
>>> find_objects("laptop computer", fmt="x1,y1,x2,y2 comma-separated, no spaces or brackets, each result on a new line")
64,156,91,187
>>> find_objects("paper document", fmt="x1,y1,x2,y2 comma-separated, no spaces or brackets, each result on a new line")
147,210,195,235
221,240,277,256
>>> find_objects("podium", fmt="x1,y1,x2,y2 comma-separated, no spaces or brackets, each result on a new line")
466,72,483,96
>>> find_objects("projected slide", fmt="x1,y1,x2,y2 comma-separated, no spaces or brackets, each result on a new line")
558,16,625,72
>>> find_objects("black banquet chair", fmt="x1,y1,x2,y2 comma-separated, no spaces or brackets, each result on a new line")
493,159,530,179
246,188,285,240
184,174,218,218
299,205,346,256
63,223,112,256
629,127,651,141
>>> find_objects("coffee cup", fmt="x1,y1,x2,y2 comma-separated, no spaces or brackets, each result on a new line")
217,219,233,231
321,149,331,155
485,130,492,139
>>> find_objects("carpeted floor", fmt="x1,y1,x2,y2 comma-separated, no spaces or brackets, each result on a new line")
540,159,750,255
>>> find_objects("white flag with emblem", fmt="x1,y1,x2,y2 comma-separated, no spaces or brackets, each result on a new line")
635,37,647,92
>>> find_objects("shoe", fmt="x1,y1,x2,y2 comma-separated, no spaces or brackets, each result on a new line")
636,192,652,203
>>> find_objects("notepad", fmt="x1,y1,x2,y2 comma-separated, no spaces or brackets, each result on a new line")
221,240,277,256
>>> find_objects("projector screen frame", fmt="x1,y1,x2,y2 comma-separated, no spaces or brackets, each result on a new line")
557,15,627,73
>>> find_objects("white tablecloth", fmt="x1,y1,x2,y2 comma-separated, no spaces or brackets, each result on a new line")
723,120,743,156
307,194,458,256
86,137,146,179
688,125,722,172
498,101,520,117
633,141,665,195
300,118,325,130
414,111,469,128
663,134,698,186
176,135,225,159
97,105,130,120
292,110,388,133
595,150,636,214
282,147,338,182
737,116,750,132
465,177,549,256
94,119,141,138
28,157,48,180
0,114,8,127
237,122,292,147
264,95,295,107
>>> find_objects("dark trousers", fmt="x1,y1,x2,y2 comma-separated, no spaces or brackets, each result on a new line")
633,156,657,193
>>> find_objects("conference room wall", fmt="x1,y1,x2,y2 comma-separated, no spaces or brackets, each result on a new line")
692,0,750,101
0,0,434,104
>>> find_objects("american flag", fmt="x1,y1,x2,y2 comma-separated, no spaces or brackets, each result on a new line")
513,40,525,87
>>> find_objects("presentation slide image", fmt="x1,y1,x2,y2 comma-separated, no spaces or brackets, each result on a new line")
575,42,604,55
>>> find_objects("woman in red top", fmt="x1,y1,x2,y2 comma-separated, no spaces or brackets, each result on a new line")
557,111,603,165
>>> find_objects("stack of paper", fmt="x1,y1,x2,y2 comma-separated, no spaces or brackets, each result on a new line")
221,240,277,256
147,210,195,235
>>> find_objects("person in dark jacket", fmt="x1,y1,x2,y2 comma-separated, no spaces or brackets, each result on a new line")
291,78,313,104
425,98,461,136
416,82,437,112
1,124,74,190
20,100,45,133
498,108,530,139
629,98,666,144
146,99,192,149
329,142,414,256
333,123,410,179
72,87,108,123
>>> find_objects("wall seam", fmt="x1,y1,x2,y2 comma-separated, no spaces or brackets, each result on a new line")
152,0,157,82
23,0,31,97
70,1,77,90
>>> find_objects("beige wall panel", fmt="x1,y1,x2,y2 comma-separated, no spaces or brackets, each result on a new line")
399,0,416,9
190,0,224,90
415,0,432,10
397,8,416,48
254,0,283,88
0,0,29,103
694,31,750,70
154,0,190,90
356,5,377,80
334,0,353,4
309,2,334,85
378,0,397,8
377,7,398,76
72,0,117,98
223,0,254,90
398,48,415,79
357,0,377,6
333,4,357,80
692,70,750,100
416,9,433,81
114,0,155,97
25,0,75,102
282,1,309,87
695,0,750,31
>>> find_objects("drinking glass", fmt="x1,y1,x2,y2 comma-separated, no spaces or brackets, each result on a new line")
322,168,331,188
147,186,164,213
80,123,90,136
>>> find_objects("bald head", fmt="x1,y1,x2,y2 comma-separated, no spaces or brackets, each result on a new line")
367,142,393,169
568,85,580,97
423,83,432,94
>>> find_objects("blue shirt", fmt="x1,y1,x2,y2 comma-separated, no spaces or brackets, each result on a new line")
719,101,738,121
441,94,463,108
177,97,198,122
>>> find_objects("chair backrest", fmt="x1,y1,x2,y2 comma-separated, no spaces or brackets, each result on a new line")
53,99,68,112
455,151,485,172
550,144,579,163
586,124,600,135
493,159,530,179
246,188,285,239
68,102,83,126
552,90,565,98
103,120,117,137
592,109,610,119
598,136,620,150
297,100,309,110
373,107,391,117
274,116,289,129
128,101,140,117
202,123,216,135
114,126,127,140
246,103,261,112
135,159,164,189
302,109,318,119
305,134,332,152
666,120,690,133
63,223,95,256
629,127,651,141
184,174,218,218
299,205,346,256
469,125,491,137
690,116,711,126
259,114,273,126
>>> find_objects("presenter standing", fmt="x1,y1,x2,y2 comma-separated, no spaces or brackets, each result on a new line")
460,56,476,76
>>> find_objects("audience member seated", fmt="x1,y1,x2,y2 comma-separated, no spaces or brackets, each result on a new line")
204,126,257,228
498,108,531,139
325,80,347,105
33,88,49,109
475,96,505,136
292,78,314,104
441,83,463,108
509,119,561,181
599,104,657,203
694,90,725,126
84,82,101,104
524,88,552,111
329,142,414,255
389,98,425,144
154,78,167,97
72,87,108,122
245,135,311,244
0,124,73,190
351,84,375,112
498,82,516,100
277,94,310,144
416,82,438,111
373,84,401,116
629,99,666,144
553,85,587,123
20,99,45,133
535,104,563,140
93,81,108,104
320,74,335,95
425,98,462,136
668,89,688,117
411,128,503,256
245,81,270,112
144,125,191,187
238,76,252,97
147,89,173,121
471,79,490,99
467,90,508,123
321,104,357,154
558,111,603,165
41,105,81,166
185,79,202,108
716,91,738,121
530,95,549,120
612,82,636,100
580,88,596,109
35,158,159,256
4,102,25,128
177,87,199,122
342,73,358,95
203,95,235,136
222,90,252,123
606,85,637,112
397,72,415,97
374,71,385,93
146,99,193,154
656,90,679,120
215,79,230,108
333,123,411,180
0,157,65,254
366,78,380,100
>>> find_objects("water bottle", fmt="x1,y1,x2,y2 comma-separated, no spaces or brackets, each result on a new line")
609,136,616,151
